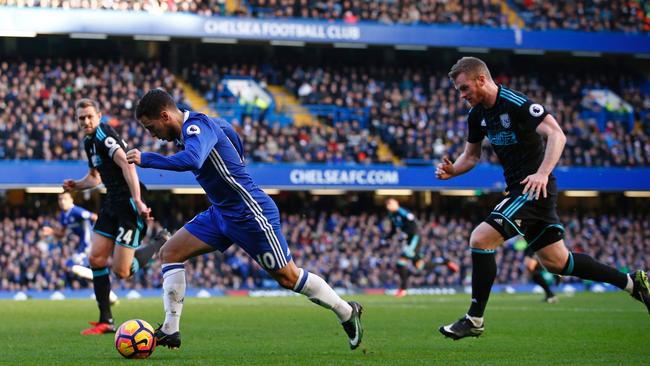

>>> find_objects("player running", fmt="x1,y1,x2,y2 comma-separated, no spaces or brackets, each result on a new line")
436,57,650,340
384,198,458,297
65,98,169,335
41,192,119,304
127,89,364,351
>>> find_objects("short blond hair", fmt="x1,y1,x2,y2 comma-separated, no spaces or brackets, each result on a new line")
448,57,492,81
75,98,100,113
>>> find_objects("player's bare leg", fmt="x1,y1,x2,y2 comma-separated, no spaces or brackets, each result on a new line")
112,245,136,279
83,233,116,335
155,228,215,349
270,260,364,350
112,229,171,279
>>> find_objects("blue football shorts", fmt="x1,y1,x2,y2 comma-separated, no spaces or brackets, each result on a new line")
184,205,292,272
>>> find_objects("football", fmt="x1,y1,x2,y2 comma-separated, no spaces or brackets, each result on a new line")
114,319,157,359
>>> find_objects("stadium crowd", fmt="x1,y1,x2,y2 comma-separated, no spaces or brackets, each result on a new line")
512,0,650,33
2,0,648,33
1,198,647,292
0,0,228,15
247,0,507,27
0,59,183,161
236,118,379,164
1,58,649,166
284,65,650,166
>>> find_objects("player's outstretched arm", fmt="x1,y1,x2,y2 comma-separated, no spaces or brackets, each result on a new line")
41,225,65,239
435,141,482,180
114,148,151,220
521,115,566,200
63,168,101,192
130,124,214,172
127,148,203,172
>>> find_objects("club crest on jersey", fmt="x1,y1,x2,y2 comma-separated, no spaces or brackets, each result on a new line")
499,113,511,128
529,103,544,117
186,125,201,136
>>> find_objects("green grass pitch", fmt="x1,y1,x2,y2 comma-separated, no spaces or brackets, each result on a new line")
1,292,647,365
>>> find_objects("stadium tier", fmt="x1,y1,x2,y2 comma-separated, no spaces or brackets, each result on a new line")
2,193,648,292
1,58,649,168
0,4,649,363
1,1,647,33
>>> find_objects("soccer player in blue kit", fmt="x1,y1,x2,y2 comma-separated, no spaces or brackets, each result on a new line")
126,89,364,350
42,192,121,304
42,192,97,270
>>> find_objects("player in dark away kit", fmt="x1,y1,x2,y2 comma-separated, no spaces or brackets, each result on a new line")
436,57,650,340
65,98,169,335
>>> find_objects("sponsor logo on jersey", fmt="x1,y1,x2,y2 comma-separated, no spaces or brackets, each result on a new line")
487,130,518,146
529,103,544,117
494,218,503,225
499,113,511,128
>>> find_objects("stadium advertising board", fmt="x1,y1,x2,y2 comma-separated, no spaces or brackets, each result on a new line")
0,8,648,53
1,161,649,191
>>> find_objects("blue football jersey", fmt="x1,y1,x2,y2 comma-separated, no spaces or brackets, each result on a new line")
141,111,279,223
59,205,93,252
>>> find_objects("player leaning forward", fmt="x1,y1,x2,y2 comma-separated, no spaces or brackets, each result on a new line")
126,89,363,350
436,57,650,340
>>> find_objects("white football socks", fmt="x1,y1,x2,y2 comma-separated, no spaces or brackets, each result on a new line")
293,268,353,323
161,263,186,334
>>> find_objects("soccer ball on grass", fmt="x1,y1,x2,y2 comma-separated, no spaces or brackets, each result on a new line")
114,319,156,359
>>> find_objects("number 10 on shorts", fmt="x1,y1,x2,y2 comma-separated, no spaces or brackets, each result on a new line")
256,252,276,271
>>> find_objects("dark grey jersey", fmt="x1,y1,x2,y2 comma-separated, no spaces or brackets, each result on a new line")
467,85,553,192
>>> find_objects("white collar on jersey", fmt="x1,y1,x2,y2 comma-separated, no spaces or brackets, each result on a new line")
177,110,191,145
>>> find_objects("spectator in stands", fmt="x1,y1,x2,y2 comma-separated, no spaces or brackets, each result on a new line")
2,195,647,293
0,58,648,166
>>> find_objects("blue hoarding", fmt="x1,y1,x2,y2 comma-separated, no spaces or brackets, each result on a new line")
0,8,648,53
1,161,649,191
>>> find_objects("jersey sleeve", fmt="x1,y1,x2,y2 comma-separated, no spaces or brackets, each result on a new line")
140,116,217,171
466,109,485,143
514,96,549,132
95,124,127,159
399,208,416,222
